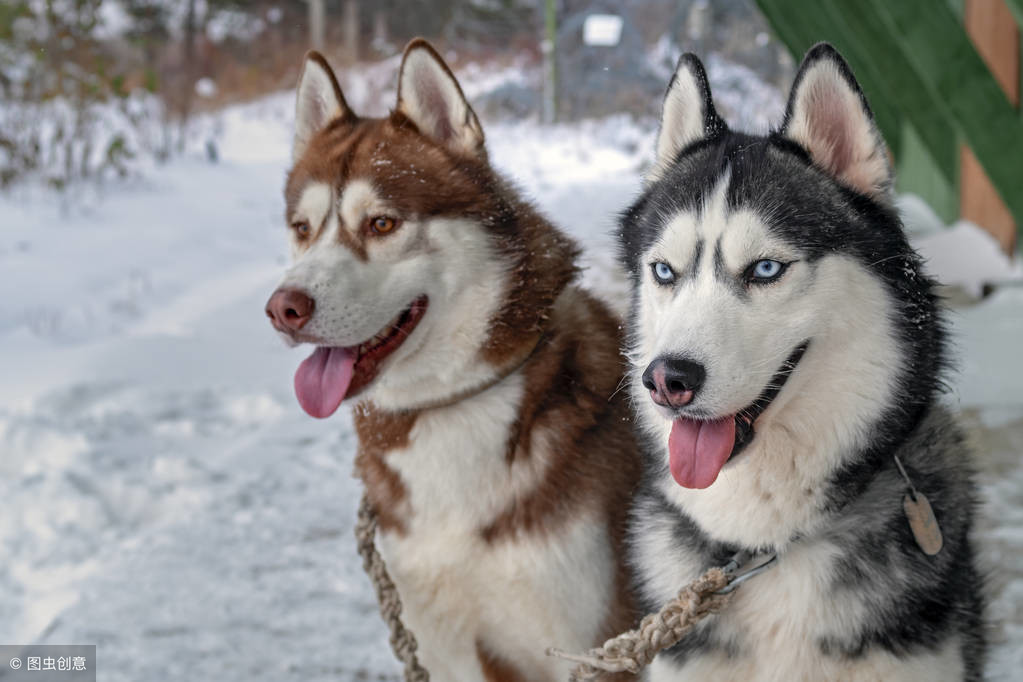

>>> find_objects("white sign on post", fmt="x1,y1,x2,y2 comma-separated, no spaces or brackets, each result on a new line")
583,14,623,47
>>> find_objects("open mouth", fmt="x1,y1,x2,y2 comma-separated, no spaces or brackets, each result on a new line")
293,296,429,418
668,342,809,489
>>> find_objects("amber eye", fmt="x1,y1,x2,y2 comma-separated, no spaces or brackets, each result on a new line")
369,216,398,234
292,221,311,238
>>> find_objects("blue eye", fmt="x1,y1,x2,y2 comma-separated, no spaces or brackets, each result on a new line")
652,262,676,284
749,259,785,283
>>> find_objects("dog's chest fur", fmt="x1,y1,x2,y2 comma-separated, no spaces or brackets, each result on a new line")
638,527,965,682
354,288,639,682
632,408,980,682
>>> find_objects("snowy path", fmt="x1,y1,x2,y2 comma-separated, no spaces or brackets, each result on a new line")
2,89,1021,680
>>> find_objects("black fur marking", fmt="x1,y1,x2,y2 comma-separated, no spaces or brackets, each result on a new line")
711,235,725,282
710,234,749,300
817,414,985,678
677,238,704,284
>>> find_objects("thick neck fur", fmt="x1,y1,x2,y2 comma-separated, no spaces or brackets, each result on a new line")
356,286,637,536
353,286,641,658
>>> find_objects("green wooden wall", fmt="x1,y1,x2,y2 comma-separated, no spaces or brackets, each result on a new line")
756,0,1023,235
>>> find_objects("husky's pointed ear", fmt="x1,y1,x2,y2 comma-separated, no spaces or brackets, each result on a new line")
293,51,354,162
649,54,723,182
396,38,485,157
781,43,892,199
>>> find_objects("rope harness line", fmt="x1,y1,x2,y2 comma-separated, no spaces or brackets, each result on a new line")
547,566,733,681
546,552,776,680
356,483,774,682
354,494,430,682
355,491,773,682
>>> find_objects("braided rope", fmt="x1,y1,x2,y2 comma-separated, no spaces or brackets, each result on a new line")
547,566,733,681
356,488,732,682
354,494,430,682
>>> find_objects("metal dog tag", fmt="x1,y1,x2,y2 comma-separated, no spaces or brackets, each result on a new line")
903,491,943,556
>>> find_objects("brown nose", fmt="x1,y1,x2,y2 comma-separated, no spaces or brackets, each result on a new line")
265,288,315,333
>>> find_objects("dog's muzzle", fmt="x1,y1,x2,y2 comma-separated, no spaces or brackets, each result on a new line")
731,341,810,457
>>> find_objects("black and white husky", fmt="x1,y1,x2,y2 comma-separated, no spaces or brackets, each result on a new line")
621,44,985,681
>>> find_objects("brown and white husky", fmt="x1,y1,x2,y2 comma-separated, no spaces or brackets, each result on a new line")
264,39,640,681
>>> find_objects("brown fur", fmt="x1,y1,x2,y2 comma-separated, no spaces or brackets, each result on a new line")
482,288,641,644
483,289,634,541
353,406,416,535
476,641,532,682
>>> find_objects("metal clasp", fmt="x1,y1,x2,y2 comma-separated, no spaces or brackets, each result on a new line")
714,550,778,595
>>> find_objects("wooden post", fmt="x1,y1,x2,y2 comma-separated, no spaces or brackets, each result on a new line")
343,0,359,63
961,0,1019,254
178,0,197,153
372,11,388,54
308,0,325,51
542,0,558,124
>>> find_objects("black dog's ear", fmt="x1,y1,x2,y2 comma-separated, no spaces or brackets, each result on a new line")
648,53,724,183
781,43,892,199
396,38,485,158
293,51,355,162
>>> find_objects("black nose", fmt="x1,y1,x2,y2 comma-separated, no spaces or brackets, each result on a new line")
642,357,706,408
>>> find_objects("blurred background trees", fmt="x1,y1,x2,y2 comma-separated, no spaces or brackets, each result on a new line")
0,0,794,190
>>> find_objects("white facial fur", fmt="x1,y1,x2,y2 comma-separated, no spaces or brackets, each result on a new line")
630,174,902,548
633,177,811,420
278,179,510,411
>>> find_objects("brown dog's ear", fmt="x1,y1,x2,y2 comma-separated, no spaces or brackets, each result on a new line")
781,43,892,199
648,53,724,183
396,38,485,157
293,51,354,162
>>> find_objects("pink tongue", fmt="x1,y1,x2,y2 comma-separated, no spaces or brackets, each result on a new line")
294,347,357,419
668,417,737,489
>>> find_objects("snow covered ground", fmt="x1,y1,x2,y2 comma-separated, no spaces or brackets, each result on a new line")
1,58,1021,681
